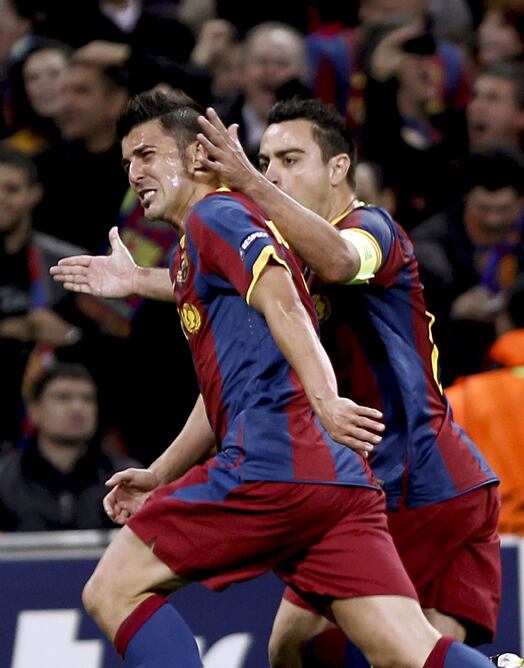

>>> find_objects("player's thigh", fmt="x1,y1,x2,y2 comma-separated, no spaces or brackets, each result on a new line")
83,526,188,637
331,595,440,668
269,597,332,665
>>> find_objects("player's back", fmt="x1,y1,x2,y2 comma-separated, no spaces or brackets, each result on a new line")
310,204,497,509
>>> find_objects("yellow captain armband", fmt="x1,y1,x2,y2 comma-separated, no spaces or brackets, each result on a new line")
339,228,382,284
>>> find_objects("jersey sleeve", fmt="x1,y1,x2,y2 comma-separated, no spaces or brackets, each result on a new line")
187,195,292,303
339,207,394,284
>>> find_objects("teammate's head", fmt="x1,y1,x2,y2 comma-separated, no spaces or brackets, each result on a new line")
117,90,217,227
0,146,41,233
259,98,356,218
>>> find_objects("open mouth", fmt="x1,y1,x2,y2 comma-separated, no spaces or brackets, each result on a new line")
139,190,156,208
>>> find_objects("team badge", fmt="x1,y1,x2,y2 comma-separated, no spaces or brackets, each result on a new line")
177,251,190,284
180,303,201,335
312,294,331,323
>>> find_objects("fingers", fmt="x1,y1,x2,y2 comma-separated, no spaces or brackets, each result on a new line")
108,226,123,251
196,131,221,160
56,255,93,267
105,470,132,487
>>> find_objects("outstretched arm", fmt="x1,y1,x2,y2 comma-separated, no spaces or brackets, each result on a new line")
104,395,215,524
197,109,360,283
249,264,384,453
50,226,174,301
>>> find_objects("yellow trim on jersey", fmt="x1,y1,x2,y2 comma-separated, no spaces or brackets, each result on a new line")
330,199,366,227
215,186,231,193
246,245,291,305
426,311,443,393
339,228,382,284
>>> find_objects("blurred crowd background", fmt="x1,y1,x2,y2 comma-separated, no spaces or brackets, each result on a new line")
1,0,524,532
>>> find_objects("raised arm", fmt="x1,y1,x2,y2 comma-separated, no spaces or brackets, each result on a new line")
104,395,215,524
50,226,174,301
197,109,359,283
249,264,383,452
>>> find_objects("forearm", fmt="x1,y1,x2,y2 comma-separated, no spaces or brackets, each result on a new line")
133,267,175,301
244,172,358,283
265,296,338,415
148,395,215,485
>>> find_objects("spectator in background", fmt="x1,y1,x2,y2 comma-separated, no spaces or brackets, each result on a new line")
467,59,524,150
22,0,195,65
477,0,524,67
355,160,397,215
412,146,524,383
0,147,84,449
3,37,71,154
446,276,524,535
217,22,310,160
0,362,138,531
33,57,129,252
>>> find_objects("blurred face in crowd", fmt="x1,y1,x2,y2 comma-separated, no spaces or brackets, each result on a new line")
467,74,524,147
57,63,127,145
465,185,523,245
122,119,198,229
477,10,524,67
23,48,69,119
211,42,243,99
398,52,440,109
259,119,347,220
243,27,307,119
29,377,98,446
0,163,41,232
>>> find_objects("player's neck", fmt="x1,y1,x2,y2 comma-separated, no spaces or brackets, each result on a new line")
169,182,218,234
326,187,358,223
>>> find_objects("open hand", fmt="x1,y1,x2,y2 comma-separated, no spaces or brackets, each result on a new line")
50,227,138,298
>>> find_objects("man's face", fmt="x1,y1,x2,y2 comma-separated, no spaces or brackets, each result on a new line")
465,185,522,245
243,29,306,117
0,163,40,232
57,64,121,141
30,377,98,445
477,11,524,67
467,75,523,147
259,119,333,216
122,119,193,225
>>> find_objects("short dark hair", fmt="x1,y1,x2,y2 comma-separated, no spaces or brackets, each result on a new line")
464,146,524,194
0,146,38,184
267,97,357,187
29,363,96,402
116,90,204,154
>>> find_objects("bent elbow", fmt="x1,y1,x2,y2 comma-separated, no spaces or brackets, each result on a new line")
315,249,359,284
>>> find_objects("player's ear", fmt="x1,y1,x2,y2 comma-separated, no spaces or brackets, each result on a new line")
188,140,209,175
329,153,351,186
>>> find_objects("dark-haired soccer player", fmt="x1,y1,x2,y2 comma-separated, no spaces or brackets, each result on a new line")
194,98,502,666
53,92,499,668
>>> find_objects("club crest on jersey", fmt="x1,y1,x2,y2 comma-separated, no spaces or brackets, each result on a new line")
177,251,190,284
312,294,332,323
239,231,270,259
180,302,201,335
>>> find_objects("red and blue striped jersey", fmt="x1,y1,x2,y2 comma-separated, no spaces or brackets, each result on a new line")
310,204,497,509
170,190,378,489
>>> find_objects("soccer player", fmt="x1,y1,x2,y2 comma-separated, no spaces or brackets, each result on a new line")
53,91,498,668
194,99,502,666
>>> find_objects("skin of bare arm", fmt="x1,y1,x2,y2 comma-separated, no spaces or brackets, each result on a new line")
50,226,174,301
197,109,361,283
103,395,215,524
249,264,384,452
